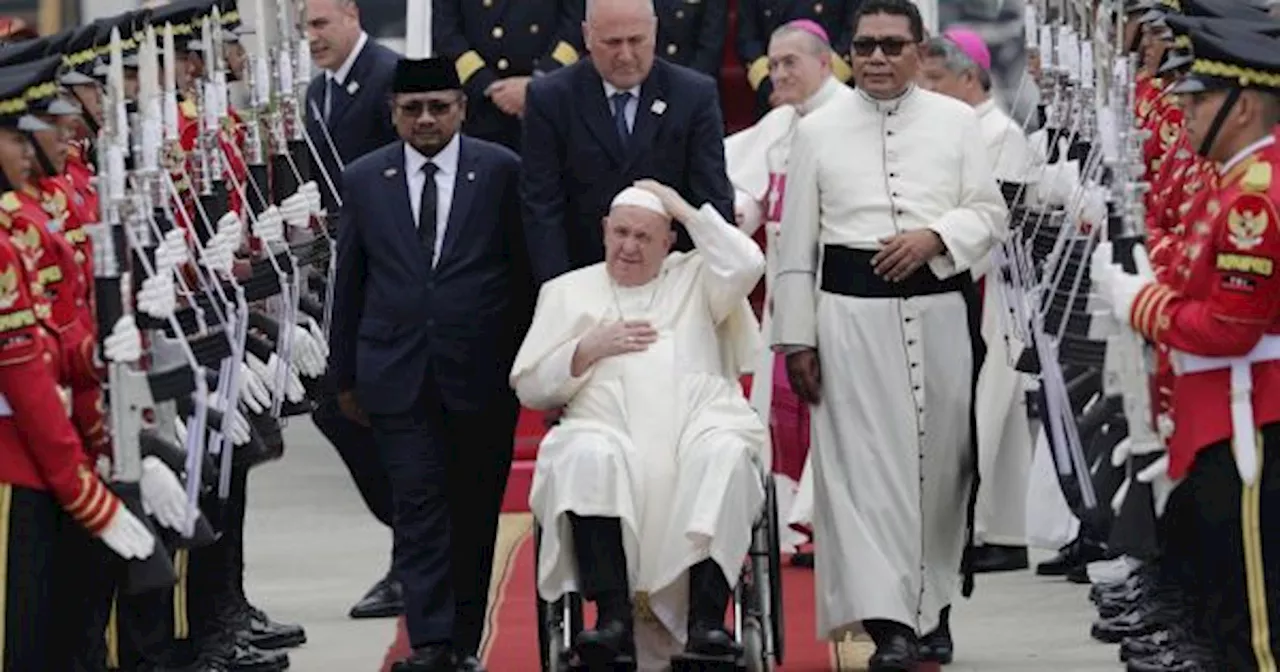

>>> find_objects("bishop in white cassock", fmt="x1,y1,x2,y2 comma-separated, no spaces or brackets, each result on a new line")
725,19,846,552
920,31,1041,575
510,181,767,668
770,1,1007,665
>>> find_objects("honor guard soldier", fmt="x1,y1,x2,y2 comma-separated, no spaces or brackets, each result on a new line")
432,0,586,150
735,0,856,119
1092,22,1280,671
0,61,155,672
655,0,728,77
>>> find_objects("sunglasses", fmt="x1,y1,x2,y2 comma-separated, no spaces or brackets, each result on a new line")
852,37,914,57
395,98,459,117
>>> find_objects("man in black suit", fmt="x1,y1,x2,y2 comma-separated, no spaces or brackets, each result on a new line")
521,0,735,284
432,0,587,152
329,57,534,672
303,0,404,620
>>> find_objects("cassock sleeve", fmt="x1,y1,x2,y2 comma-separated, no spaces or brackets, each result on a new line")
926,111,1009,280
735,189,764,237
510,280,594,409
770,123,821,350
687,204,766,323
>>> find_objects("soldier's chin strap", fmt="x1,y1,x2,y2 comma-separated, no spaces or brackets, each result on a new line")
71,89,101,136
23,131,58,182
1199,88,1243,159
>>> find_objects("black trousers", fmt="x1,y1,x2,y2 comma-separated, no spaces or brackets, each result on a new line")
1185,427,1280,670
2,485,57,672
47,514,122,671
372,380,517,655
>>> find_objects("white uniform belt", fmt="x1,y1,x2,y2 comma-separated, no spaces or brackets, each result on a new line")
1170,334,1280,485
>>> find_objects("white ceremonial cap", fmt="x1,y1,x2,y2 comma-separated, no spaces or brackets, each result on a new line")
610,186,668,217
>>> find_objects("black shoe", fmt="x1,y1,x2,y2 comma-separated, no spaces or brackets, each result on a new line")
455,655,487,671
1120,627,1186,663
228,641,287,672
390,645,455,672
1125,643,1216,671
868,632,920,672
349,574,404,619
1091,598,1185,644
686,625,744,658
239,606,307,650
1037,539,1105,576
919,606,953,664
969,545,1030,574
685,559,742,658
575,619,635,666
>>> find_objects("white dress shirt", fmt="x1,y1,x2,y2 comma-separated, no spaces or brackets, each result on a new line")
324,31,370,120
603,80,641,133
404,134,461,267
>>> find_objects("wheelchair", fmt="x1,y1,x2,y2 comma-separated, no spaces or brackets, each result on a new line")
534,475,786,672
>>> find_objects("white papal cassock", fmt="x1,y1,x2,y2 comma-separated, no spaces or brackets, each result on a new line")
972,98,1038,549
725,76,845,546
771,84,1008,638
510,205,768,645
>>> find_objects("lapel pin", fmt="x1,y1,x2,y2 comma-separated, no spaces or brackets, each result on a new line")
384,167,398,178
651,100,667,115
347,80,360,95
466,171,476,182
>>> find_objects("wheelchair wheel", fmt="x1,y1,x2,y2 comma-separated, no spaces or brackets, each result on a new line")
742,616,772,672
764,477,786,665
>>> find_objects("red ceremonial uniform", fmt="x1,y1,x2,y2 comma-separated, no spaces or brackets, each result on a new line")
3,190,108,457
177,97,248,221
1140,86,1183,180
0,204,120,535
1128,139,1280,479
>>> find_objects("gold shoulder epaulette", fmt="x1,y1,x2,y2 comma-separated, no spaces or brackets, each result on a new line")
0,192,20,213
1242,162,1273,193
180,99,197,119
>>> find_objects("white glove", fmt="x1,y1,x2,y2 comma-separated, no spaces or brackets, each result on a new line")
301,315,329,360
1077,183,1109,232
200,238,235,276
265,352,306,403
1090,242,1152,322
288,324,326,378
1137,455,1182,517
137,273,176,319
174,416,188,446
140,456,189,532
1110,474,1132,515
246,353,273,399
300,181,322,215
1110,437,1167,467
209,390,253,445
238,359,272,414
97,506,157,560
216,211,243,240
253,205,285,244
281,192,311,229
104,315,144,363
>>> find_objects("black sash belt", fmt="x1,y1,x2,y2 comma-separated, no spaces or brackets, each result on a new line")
819,244,988,598
820,245,969,298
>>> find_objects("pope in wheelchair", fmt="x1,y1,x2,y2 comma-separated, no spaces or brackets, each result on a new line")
510,181,770,667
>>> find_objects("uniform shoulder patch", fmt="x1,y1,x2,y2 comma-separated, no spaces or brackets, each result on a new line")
180,99,197,120
1224,193,1276,252
0,191,20,213
1242,162,1273,193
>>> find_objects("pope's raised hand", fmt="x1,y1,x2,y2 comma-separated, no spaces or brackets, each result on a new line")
633,179,697,223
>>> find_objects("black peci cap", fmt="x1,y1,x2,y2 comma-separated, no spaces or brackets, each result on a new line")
392,57,463,94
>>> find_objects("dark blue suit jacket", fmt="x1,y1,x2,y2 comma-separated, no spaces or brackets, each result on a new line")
520,58,734,284
305,39,401,212
328,136,533,416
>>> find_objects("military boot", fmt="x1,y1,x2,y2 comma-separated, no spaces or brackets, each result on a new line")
865,620,920,672
685,559,742,658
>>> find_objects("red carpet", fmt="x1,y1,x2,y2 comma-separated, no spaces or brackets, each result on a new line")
382,525,850,671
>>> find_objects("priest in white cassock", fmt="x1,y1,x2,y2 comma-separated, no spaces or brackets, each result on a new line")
724,18,846,557
770,0,1008,669
510,180,767,669
920,29,1039,576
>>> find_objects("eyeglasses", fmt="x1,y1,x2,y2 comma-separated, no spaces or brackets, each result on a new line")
395,98,459,117
852,37,914,57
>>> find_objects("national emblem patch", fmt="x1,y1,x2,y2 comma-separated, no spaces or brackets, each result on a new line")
1226,195,1274,251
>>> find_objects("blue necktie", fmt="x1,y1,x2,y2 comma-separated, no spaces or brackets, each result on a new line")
611,92,632,146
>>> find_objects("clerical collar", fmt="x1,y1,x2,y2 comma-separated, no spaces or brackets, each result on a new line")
797,77,842,116
856,83,916,114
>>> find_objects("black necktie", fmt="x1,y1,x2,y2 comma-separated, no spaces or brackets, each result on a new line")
611,92,632,147
418,162,439,264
